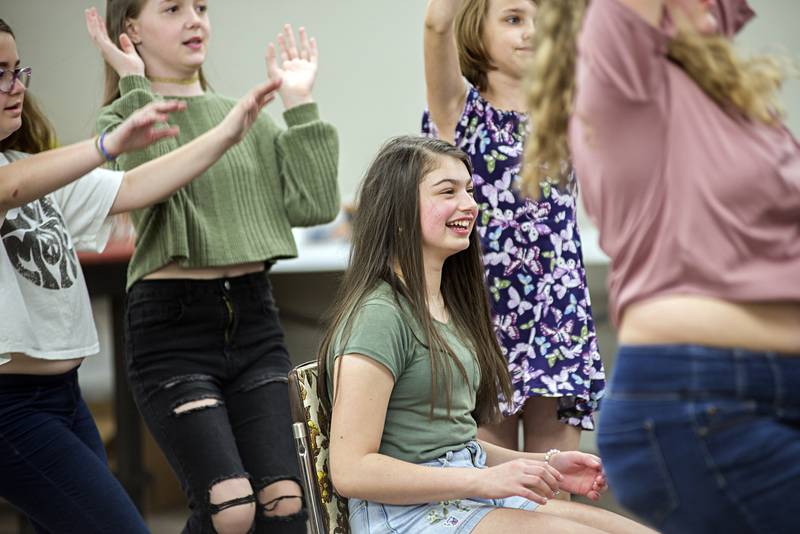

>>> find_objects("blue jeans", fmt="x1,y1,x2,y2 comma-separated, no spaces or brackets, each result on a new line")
598,345,800,534
0,369,148,534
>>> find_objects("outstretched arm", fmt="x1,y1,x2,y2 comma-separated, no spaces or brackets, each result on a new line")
0,100,181,213
424,0,468,143
110,80,281,214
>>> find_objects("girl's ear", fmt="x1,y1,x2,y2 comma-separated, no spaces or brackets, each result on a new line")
124,18,142,45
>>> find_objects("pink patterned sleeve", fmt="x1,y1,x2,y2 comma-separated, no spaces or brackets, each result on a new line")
579,0,670,102
711,0,755,37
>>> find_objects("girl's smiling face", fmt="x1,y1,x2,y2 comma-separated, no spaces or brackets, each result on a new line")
418,155,479,264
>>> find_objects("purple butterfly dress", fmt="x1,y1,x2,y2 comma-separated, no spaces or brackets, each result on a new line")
423,85,605,428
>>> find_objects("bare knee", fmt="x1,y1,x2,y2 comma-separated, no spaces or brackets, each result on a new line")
209,477,256,534
173,397,222,415
257,479,303,518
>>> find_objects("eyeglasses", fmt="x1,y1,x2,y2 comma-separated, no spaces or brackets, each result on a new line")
0,67,32,94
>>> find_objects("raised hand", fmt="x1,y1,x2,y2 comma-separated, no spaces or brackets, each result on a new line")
217,79,282,144
476,458,563,505
85,7,145,78
548,451,608,501
266,24,318,110
103,101,185,158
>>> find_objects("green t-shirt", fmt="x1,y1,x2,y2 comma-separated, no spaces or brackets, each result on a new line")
326,282,480,464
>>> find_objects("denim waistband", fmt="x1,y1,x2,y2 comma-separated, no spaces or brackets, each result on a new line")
128,269,272,300
0,367,78,387
420,441,485,468
610,344,800,405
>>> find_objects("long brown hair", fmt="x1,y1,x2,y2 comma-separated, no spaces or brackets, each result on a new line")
522,0,787,195
0,19,56,154
101,0,209,105
316,136,512,430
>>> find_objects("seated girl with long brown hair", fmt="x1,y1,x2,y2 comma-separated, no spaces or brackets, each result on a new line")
316,136,655,534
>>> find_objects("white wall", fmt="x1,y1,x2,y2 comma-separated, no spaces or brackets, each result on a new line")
5,0,798,200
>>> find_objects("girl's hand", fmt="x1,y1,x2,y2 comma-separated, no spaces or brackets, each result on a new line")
85,7,145,78
217,79,282,144
547,451,608,501
266,24,318,110
475,459,563,505
103,101,184,158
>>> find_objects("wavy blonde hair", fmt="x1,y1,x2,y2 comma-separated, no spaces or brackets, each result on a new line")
521,0,787,197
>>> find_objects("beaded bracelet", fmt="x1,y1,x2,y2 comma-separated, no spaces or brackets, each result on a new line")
94,130,116,162
544,448,561,465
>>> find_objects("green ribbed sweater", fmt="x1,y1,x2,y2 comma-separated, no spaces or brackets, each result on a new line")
97,76,340,289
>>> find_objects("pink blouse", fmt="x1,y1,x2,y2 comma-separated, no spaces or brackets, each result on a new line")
570,0,800,326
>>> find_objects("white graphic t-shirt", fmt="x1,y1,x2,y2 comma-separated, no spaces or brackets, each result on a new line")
0,150,123,364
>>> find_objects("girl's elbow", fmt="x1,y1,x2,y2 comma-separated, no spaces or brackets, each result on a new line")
0,180,23,212
424,11,455,35
329,462,358,499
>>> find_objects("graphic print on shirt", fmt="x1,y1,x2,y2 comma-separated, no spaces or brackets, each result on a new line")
1,196,78,289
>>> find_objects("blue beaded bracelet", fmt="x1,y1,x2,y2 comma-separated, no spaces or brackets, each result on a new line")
95,131,116,162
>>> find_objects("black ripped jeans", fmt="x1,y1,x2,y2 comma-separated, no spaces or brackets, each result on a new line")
125,272,305,534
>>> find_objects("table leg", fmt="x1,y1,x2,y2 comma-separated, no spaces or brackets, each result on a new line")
111,294,146,512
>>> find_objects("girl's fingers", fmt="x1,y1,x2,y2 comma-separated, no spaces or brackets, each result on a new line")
525,473,558,495
265,43,279,78
85,9,103,44
277,34,290,63
309,36,319,64
299,27,310,61
119,33,135,54
150,100,187,113
284,24,298,59
150,126,180,141
522,488,548,505
257,92,276,109
544,464,563,481
252,82,279,109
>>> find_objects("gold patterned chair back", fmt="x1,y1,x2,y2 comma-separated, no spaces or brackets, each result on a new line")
289,361,350,534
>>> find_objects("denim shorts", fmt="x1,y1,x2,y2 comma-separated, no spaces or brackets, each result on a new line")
347,441,538,534
598,344,800,534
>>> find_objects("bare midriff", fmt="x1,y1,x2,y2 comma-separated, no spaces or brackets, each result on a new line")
619,296,800,355
142,260,266,280
0,353,83,375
